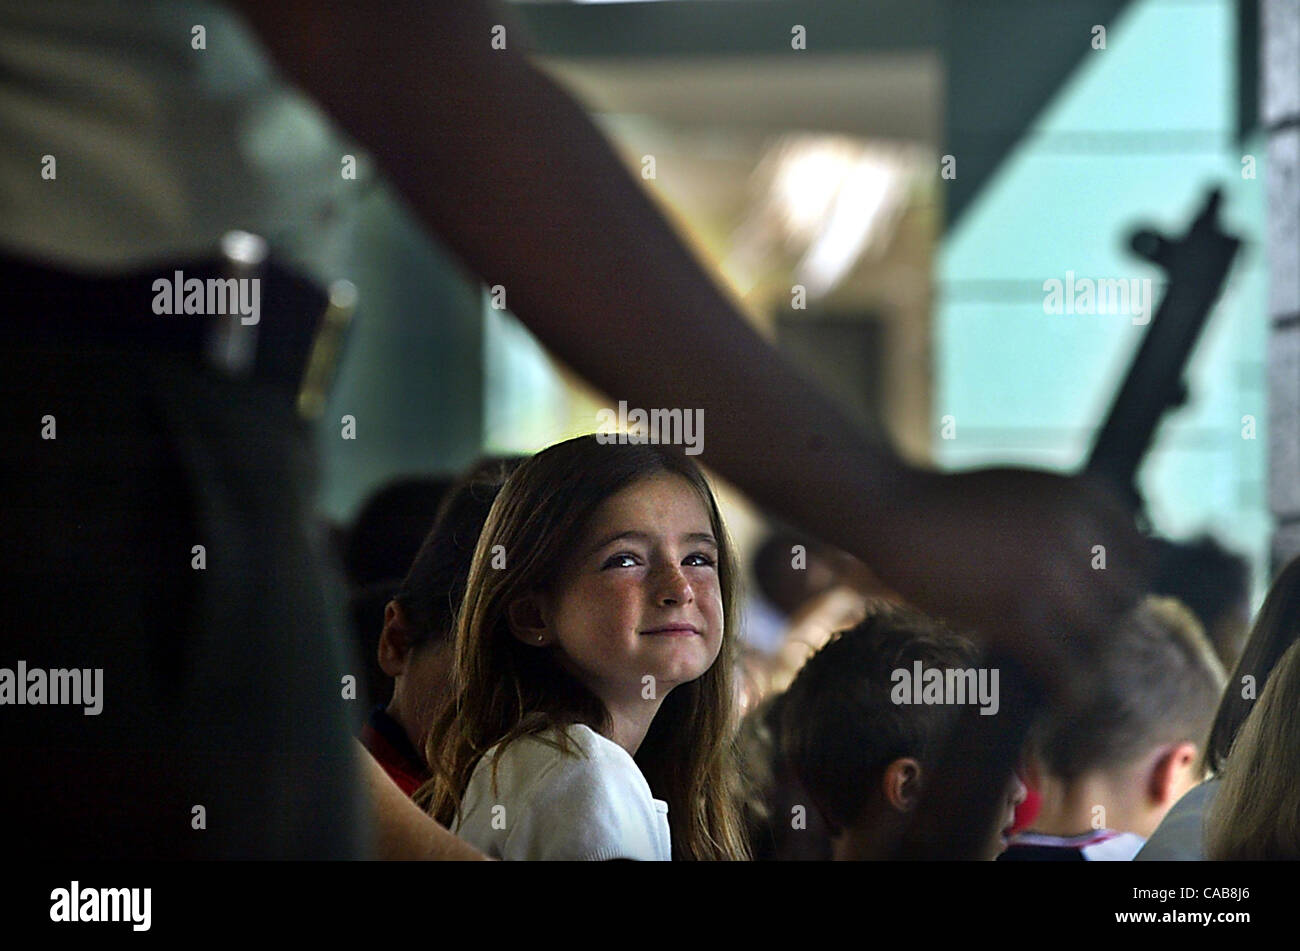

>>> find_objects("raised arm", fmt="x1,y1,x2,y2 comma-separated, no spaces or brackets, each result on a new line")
232,0,1147,688
357,740,490,861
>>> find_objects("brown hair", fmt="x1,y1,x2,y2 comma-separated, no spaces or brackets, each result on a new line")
391,456,522,649
1034,596,1225,782
418,435,750,860
1202,553,1300,775
1205,639,1300,859
780,605,981,834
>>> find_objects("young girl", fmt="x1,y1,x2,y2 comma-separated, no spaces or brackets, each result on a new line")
418,435,750,860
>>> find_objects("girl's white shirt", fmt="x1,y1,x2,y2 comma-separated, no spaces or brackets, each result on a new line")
453,722,671,861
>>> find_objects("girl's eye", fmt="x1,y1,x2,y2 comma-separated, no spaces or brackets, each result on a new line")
603,553,640,569
683,552,716,568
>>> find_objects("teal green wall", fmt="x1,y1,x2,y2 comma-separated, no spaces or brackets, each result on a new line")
937,0,1270,596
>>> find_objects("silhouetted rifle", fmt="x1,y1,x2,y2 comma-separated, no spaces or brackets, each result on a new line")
891,188,1241,860
1085,187,1241,525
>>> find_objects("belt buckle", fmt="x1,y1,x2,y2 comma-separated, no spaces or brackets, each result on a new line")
296,279,357,420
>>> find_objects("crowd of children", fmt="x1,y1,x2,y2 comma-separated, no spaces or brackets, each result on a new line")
349,433,1300,861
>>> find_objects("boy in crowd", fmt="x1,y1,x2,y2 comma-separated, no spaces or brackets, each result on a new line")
361,458,518,794
781,606,1027,860
1000,596,1225,861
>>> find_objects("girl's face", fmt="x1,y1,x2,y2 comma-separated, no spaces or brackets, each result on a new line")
541,472,725,704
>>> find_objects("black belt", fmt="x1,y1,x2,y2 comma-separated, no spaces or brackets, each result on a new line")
0,245,354,416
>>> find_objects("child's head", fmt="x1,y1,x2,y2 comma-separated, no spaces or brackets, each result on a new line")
457,434,737,716
340,475,456,707
1205,639,1300,859
426,435,748,859
1030,595,1225,839
378,457,519,749
781,606,1024,859
344,476,458,591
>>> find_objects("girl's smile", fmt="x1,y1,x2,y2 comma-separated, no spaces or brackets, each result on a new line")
640,624,701,636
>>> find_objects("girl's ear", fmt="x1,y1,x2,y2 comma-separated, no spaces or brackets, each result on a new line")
506,594,552,647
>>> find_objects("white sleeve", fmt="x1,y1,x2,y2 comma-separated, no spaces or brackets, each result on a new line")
504,748,667,861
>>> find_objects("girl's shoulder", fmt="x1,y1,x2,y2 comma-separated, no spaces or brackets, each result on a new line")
551,722,634,765
461,723,670,860
486,722,642,788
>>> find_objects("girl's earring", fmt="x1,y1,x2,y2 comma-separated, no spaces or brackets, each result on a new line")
536,634,545,644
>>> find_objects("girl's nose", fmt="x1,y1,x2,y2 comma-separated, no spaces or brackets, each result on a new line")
656,564,693,605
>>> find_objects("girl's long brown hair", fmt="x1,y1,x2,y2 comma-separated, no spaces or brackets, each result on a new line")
1205,639,1300,859
416,435,751,860
1201,552,1300,775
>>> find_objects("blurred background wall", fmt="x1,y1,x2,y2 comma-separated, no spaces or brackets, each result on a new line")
312,0,1274,603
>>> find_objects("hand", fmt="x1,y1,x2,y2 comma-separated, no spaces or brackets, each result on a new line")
868,466,1152,701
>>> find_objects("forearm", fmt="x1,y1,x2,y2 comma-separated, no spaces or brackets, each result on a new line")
236,0,915,564
356,741,488,861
